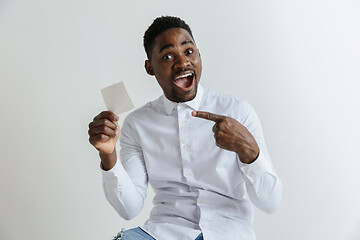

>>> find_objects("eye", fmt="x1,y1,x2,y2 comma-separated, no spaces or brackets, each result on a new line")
185,49,194,55
162,54,173,60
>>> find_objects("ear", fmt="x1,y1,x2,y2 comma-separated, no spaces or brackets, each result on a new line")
145,60,154,76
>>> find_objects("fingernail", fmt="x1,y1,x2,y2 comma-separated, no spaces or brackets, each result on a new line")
191,111,196,116
114,115,119,121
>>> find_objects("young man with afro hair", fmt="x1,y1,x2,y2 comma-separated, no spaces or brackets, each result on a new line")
88,16,282,240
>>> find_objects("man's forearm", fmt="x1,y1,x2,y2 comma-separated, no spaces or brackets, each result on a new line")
100,149,117,171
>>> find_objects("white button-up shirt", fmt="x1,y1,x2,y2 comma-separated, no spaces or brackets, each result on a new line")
101,85,282,240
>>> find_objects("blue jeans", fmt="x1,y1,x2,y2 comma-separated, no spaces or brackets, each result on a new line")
113,227,203,240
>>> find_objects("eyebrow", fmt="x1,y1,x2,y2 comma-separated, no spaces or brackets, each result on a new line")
159,40,195,53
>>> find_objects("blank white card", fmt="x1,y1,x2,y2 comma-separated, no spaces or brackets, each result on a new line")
101,81,135,115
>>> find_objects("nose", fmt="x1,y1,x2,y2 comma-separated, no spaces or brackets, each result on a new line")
174,54,190,68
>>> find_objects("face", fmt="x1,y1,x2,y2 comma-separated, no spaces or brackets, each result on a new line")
145,28,202,102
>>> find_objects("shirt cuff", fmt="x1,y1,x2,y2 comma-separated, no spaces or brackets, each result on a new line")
238,151,267,190
100,159,129,185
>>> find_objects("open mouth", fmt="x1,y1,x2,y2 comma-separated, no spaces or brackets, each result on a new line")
173,72,194,90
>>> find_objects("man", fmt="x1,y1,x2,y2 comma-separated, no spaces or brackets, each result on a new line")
88,16,282,240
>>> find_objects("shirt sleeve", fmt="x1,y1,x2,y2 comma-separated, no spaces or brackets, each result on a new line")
101,115,148,220
237,101,283,214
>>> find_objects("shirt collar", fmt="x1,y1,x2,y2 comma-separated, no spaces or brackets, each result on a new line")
162,84,204,115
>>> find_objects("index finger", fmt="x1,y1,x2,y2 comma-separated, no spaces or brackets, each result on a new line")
191,111,225,123
93,111,119,122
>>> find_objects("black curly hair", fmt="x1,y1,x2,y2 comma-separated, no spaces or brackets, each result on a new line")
143,16,194,60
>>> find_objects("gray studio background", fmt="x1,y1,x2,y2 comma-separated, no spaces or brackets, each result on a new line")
1,0,359,239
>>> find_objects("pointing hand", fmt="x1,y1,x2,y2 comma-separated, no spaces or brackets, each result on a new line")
192,111,259,164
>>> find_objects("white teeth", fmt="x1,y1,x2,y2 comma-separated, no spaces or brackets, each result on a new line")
174,72,193,80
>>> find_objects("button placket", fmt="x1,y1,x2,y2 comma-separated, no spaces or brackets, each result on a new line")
178,104,193,182
178,106,188,127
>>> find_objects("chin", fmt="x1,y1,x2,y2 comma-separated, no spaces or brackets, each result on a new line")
175,89,197,102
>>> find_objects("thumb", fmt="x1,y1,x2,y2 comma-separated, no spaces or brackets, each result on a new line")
114,122,120,138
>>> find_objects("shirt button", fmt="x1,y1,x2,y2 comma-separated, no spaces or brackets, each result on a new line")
181,120,186,125
201,224,206,228
199,200,204,204
185,172,192,177
183,145,188,150
246,169,252,175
